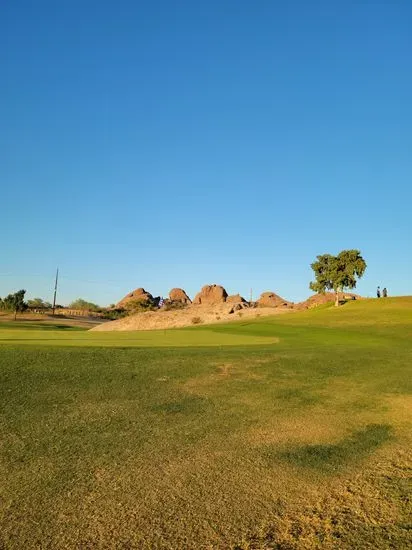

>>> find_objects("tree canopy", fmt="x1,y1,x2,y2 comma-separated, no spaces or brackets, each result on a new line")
309,250,367,306
27,298,52,309
68,298,100,311
0,290,28,319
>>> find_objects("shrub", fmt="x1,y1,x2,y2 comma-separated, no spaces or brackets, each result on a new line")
163,301,188,311
101,308,127,320
68,298,100,311
191,316,202,325
126,300,157,313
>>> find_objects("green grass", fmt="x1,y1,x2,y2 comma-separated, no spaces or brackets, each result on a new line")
0,297,411,549
0,326,278,347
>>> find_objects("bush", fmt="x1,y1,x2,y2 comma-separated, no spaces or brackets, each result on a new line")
126,300,157,313
101,308,127,320
68,298,100,311
163,300,188,311
191,316,202,325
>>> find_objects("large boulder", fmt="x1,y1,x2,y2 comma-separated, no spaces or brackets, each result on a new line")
257,291,291,308
226,294,247,304
169,288,192,304
117,287,154,309
193,284,228,305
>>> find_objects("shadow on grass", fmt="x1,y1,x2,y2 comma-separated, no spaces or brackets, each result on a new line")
0,322,84,331
269,424,393,473
275,387,321,407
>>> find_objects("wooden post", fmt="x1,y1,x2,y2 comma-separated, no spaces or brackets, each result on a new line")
52,268,59,316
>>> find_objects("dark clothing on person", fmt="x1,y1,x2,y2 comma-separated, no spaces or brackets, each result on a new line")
377,287,381,298
382,288,388,298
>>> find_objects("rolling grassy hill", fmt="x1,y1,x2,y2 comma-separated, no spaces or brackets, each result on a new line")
0,297,411,548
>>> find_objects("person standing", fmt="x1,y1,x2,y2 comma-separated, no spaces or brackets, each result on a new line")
382,287,388,298
377,286,381,298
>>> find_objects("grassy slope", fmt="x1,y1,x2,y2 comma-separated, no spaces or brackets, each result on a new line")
0,298,411,549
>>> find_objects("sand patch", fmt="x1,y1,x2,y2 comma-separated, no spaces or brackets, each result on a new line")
91,303,292,332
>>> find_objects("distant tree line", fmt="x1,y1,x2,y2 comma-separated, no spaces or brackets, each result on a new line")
67,298,101,311
27,297,53,309
0,290,108,319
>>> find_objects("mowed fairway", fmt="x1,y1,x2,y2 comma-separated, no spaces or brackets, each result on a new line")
0,298,411,549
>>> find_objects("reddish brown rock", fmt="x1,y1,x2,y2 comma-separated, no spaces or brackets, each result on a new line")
257,291,291,308
226,294,247,304
117,287,154,309
169,288,192,304
193,284,228,305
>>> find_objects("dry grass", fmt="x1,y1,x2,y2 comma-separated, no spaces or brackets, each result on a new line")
91,303,292,332
0,298,411,548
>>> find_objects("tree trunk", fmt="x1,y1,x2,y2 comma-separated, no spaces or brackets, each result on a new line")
14,309,17,321
335,290,339,307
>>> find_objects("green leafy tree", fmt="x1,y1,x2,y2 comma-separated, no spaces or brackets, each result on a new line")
310,250,367,306
1,290,28,320
27,297,52,309
68,298,100,311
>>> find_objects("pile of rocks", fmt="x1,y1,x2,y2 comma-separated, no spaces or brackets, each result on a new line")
117,284,293,313
257,291,292,308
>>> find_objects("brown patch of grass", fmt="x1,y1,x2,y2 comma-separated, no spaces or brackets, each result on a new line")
235,447,412,549
217,363,233,377
9,439,409,550
246,414,341,448
384,394,412,426
183,360,268,396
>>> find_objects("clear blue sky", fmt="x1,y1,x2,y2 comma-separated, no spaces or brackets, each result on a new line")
2,0,411,305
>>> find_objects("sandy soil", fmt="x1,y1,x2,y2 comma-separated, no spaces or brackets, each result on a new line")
90,303,294,332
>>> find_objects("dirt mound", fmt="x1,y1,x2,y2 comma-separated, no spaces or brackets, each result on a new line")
193,284,228,305
257,291,292,308
226,294,247,303
296,292,361,310
91,301,293,332
168,288,191,304
117,288,154,309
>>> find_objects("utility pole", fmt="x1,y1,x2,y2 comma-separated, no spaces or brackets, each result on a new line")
250,288,253,304
52,267,59,316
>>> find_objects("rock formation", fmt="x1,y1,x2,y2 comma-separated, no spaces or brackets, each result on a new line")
193,284,228,305
117,288,154,309
168,288,192,304
257,291,291,308
226,294,247,303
